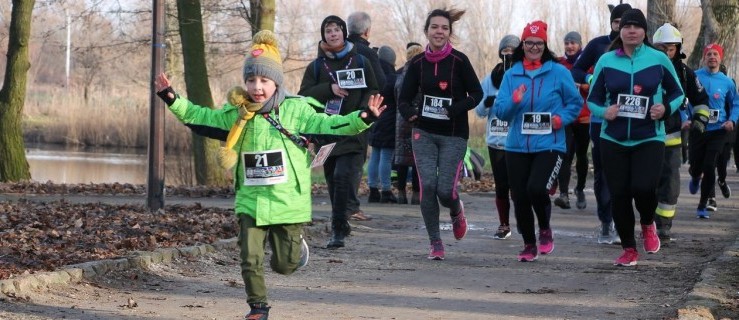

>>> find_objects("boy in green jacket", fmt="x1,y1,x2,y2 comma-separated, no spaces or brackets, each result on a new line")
154,30,385,320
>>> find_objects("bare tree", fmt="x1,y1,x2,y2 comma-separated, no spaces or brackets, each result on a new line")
648,0,677,37
0,0,34,182
688,0,739,69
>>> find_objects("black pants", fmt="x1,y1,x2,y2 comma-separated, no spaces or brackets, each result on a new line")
396,165,419,193
689,130,726,208
600,140,663,249
324,152,365,222
489,147,511,225
558,123,590,193
506,151,564,245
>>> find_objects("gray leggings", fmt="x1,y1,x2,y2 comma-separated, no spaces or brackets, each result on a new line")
412,128,467,242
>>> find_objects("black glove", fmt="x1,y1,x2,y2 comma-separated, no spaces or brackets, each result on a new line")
360,105,379,124
484,96,495,108
691,113,708,133
398,103,417,122
156,87,177,106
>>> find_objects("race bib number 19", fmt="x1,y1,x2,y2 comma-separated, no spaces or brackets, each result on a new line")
242,150,287,186
421,95,451,120
521,112,552,135
617,94,649,119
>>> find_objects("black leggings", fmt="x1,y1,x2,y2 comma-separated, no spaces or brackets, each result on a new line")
506,151,564,244
689,130,726,208
396,165,419,193
600,140,664,249
558,123,591,193
488,147,511,225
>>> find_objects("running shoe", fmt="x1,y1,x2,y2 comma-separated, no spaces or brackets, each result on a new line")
428,240,445,260
554,193,571,209
641,223,660,254
575,189,586,209
614,248,639,266
706,198,717,212
538,229,554,254
298,235,309,269
518,244,538,262
494,225,511,240
688,177,700,195
718,179,731,198
451,201,468,240
696,208,710,219
246,303,270,320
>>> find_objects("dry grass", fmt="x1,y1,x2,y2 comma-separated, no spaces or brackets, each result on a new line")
23,85,193,151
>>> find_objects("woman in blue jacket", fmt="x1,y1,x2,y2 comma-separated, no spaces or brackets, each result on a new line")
587,9,685,267
493,21,583,262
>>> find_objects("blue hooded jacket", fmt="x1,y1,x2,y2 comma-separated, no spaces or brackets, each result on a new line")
694,67,739,131
493,60,583,153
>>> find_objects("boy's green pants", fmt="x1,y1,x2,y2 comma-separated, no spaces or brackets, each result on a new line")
238,215,304,305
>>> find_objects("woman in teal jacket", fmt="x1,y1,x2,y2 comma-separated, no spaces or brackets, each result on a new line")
493,21,583,262
155,30,385,320
587,9,685,267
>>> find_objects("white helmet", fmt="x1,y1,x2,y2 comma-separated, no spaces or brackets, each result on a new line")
653,23,682,44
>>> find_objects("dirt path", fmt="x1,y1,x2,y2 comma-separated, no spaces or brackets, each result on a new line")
1,171,738,319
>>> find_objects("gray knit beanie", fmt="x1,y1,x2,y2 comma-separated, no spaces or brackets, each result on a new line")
243,30,284,87
378,45,396,66
498,34,520,59
564,31,582,46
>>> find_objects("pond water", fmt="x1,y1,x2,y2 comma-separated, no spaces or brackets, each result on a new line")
25,143,190,185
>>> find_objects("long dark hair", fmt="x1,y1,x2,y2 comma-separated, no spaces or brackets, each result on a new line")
423,8,465,35
511,42,558,63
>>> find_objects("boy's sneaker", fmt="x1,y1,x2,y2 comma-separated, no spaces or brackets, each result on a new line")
641,223,660,254
575,189,586,209
518,244,538,262
451,201,468,240
554,193,571,209
246,303,270,320
706,198,717,212
718,180,731,198
427,240,445,260
614,248,639,266
538,229,554,254
298,235,309,269
688,177,700,194
493,225,511,240
696,208,710,219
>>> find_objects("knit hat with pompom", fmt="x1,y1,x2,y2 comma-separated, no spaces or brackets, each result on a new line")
243,30,283,86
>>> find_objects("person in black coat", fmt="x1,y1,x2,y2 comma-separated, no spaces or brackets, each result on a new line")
367,46,398,203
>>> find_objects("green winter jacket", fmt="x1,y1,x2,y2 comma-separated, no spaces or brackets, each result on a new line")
168,95,371,226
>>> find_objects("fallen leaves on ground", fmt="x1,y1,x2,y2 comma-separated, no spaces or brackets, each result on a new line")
0,175,494,280
0,199,236,280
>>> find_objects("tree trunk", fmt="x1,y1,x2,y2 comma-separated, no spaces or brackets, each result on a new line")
687,0,737,69
176,0,227,186
0,0,34,182
647,0,676,37
249,0,276,35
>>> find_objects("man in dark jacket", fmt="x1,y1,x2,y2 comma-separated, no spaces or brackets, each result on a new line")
344,11,386,222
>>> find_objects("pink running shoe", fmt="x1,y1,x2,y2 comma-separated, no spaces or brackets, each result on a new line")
641,222,661,253
614,248,639,266
538,228,554,254
428,240,445,260
451,201,468,240
518,244,538,262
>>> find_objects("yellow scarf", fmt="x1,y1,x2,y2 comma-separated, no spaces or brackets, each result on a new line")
218,86,260,170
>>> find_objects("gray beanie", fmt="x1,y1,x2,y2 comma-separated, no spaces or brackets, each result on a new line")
498,34,520,59
378,45,396,66
564,31,582,46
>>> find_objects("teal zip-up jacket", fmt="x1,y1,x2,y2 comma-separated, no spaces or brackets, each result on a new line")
168,95,371,226
493,60,583,154
694,67,739,131
587,44,685,146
